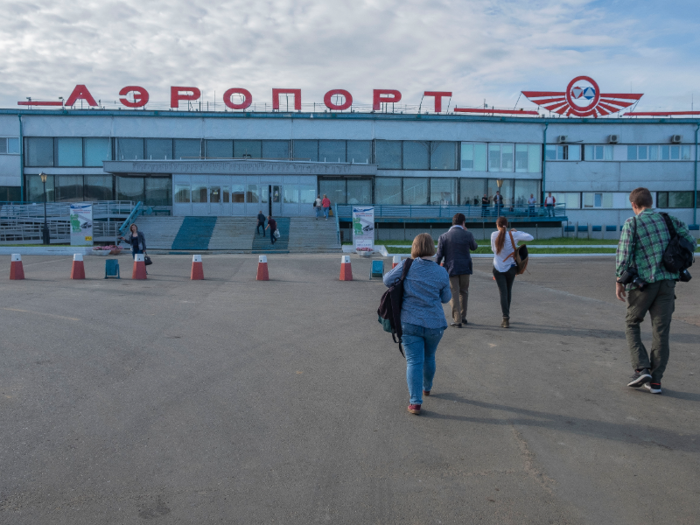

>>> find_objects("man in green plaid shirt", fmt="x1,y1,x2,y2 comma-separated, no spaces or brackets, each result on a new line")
615,188,696,395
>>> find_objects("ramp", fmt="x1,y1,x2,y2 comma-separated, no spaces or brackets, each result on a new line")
131,216,184,249
172,217,218,250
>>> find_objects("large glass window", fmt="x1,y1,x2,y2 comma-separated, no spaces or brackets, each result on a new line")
84,138,111,166
262,140,289,160
116,176,145,202
375,141,402,169
84,176,113,201
299,185,316,204
403,178,428,205
461,143,487,172
232,185,245,203
347,141,372,163
117,139,144,160
246,185,260,203
430,142,457,170
583,192,614,208
206,140,233,158
26,173,55,202
191,185,207,203
402,141,429,170
209,186,221,204
487,179,513,205
514,144,542,173
25,138,54,166
0,186,21,201
174,184,191,203
584,145,613,161
319,179,346,204
234,140,261,159
56,138,83,167
319,140,346,163
551,192,580,209
283,186,299,203
670,191,694,208
0,137,20,155
293,140,318,161
375,177,402,205
347,179,372,204
174,139,201,159
145,139,172,160
145,178,171,206
430,178,456,205
55,175,84,201
488,144,514,172
460,178,486,206
513,180,540,206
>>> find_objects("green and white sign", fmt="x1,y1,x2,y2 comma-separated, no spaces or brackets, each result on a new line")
352,207,374,252
70,203,93,246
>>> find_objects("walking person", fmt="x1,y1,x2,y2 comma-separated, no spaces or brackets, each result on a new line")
314,195,323,220
544,192,556,217
321,194,331,220
493,191,503,217
528,194,537,217
383,233,451,416
265,215,278,245
481,194,489,217
436,213,478,328
119,223,148,274
491,217,533,328
256,210,266,236
616,188,696,394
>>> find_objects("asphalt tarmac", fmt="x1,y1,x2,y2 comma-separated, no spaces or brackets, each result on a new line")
1,254,699,524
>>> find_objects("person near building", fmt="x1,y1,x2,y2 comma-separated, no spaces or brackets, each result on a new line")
491,217,533,328
256,210,266,236
616,187,696,395
436,213,478,328
314,195,323,220
528,194,537,216
493,191,503,217
481,194,490,217
544,192,556,217
265,215,278,245
321,194,331,220
120,223,146,259
383,233,451,416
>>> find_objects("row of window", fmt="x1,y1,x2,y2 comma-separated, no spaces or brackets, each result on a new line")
550,191,699,209
25,174,171,206
546,144,694,161
0,137,20,155
460,143,541,173
174,184,317,205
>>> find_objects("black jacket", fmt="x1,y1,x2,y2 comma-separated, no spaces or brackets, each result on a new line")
123,231,146,252
435,226,478,277
257,213,266,224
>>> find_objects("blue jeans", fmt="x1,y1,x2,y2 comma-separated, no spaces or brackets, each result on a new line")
323,206,329,219
546,205,554,217
402,322,444,405
315,207,322,218
131,248,143,259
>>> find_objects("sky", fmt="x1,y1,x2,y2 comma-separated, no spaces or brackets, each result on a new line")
0,0,698,112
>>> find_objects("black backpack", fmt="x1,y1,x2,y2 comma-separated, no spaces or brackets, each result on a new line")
659,213,695,277
377,258,414,358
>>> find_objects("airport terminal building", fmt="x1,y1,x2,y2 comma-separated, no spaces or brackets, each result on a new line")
1,82,699,232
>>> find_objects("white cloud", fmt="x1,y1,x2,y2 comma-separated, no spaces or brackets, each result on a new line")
0,0,695,111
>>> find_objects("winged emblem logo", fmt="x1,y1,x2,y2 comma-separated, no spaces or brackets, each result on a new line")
522,76,643,117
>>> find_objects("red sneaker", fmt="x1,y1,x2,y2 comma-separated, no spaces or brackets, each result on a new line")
408,404,421,415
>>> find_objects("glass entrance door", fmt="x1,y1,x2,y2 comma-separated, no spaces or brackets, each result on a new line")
270,185,282,216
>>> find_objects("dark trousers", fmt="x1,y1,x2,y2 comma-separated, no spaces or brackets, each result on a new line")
131,248,142,258
257,222,265,235
625,280,675,383
270,229,276,244
493,266,517,318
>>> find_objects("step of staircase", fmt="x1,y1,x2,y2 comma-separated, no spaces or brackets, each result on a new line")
252,217,290,252
208,217,256,250
131,216,184,249
288,217,342,252
172,217,217,250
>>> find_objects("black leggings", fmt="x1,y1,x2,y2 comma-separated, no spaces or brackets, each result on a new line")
493,266,517,318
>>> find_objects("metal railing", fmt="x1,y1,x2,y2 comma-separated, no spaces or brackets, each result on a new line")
334,204,341,245
336,203,566,220
118,202,144,237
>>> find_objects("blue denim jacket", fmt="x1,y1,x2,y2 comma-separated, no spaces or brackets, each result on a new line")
383,258,451,329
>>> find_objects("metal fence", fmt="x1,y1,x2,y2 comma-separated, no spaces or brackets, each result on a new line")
336,204,566,220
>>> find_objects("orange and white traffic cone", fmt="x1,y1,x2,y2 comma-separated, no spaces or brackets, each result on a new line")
71,253,85,279
191,254,204,280
256,255,269,281
132,253,147,280
339,255,353,281
392,255,401,268
10,254,24,280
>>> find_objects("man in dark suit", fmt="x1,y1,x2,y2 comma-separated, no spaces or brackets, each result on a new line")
436,213,478,328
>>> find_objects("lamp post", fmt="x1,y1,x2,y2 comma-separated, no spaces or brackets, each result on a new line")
40,172,50,245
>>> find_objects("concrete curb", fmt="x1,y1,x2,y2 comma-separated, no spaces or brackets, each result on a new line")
0,247,95,256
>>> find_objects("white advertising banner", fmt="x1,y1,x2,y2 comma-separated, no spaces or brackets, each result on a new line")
352,207,374,252
70,203,93,246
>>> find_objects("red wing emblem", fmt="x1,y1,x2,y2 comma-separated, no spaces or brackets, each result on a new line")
522,76,643,117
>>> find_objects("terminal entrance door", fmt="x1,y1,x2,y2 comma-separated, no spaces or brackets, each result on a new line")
269,185,282,216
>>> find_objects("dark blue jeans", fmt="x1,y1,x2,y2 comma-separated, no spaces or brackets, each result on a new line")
402,322,444,405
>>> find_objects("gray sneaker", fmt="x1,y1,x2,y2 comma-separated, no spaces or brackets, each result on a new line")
644,382,662,394
627,369,652,388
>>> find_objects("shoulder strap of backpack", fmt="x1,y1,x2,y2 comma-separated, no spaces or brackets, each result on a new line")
399,257,414,282
659,212,678,240
505,231,517,261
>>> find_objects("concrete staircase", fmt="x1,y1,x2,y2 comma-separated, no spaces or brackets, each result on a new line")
208,218,256,250
288,217,341,252
172,217,217,250
131,216,184,249
252,218,290,253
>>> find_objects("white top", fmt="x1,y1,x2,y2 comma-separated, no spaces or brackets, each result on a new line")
528,197,536,205
545,196,555,205
315,198,322,206
491,230,534,272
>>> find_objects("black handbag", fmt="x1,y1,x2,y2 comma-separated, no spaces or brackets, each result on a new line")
144,254,153,266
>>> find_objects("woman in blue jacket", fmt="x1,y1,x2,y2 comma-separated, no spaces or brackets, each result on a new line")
383,233,451,415
120,224,147,259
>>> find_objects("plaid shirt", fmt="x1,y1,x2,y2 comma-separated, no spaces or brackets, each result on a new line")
616,209,696,287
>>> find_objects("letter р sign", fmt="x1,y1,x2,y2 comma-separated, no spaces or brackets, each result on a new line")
171,86,202,108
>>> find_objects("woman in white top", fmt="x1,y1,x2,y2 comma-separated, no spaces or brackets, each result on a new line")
491,216,533,328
